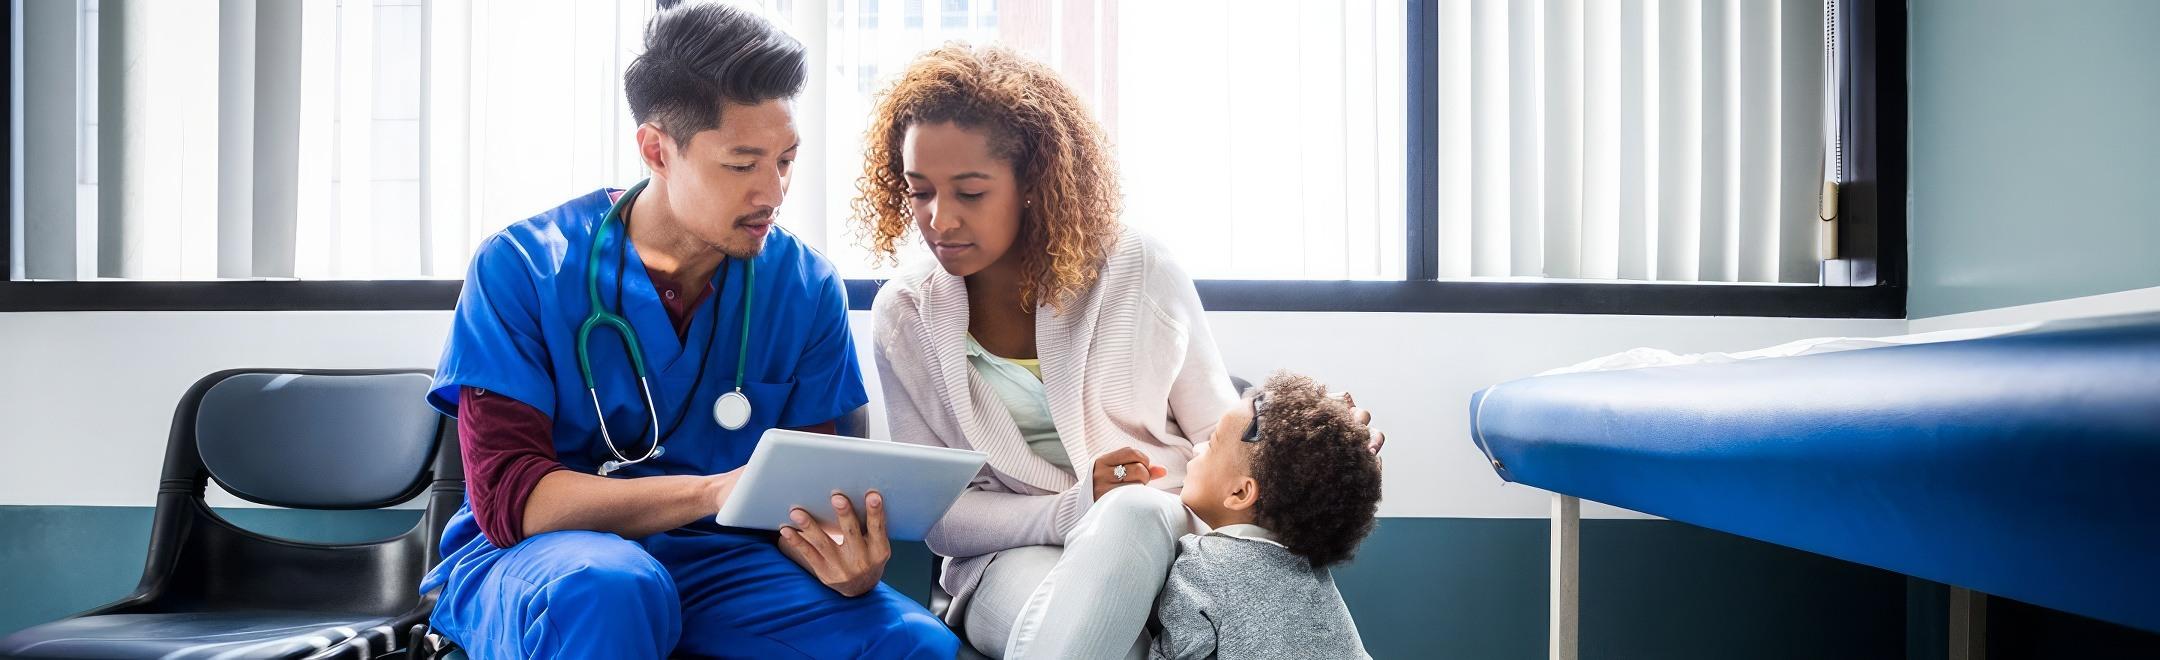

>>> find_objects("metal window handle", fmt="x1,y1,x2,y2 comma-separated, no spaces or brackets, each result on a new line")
1819,180,1841,261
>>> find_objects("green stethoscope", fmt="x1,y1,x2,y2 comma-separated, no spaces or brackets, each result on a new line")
577,178,757,476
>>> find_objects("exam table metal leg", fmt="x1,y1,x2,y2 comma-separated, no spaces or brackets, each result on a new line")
1540,492,1986,660
1950,587,1988,660
1551,493,1580,660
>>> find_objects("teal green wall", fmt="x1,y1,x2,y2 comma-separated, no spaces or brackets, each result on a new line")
0,507,424,636
9,506,2150,657
1907,0,2160,318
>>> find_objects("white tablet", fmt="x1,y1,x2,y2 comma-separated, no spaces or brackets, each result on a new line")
714,429,988,541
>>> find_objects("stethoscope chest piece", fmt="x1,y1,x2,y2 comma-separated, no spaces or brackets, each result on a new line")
714,388,752,430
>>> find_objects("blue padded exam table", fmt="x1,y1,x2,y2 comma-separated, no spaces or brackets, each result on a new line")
1468,312,2160,654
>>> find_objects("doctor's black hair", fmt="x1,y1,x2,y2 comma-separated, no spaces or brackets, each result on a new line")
625,2,807,148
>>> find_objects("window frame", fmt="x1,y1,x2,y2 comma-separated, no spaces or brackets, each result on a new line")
2,0,1905,318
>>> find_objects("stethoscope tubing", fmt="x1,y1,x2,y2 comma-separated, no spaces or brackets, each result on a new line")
578,179,756,476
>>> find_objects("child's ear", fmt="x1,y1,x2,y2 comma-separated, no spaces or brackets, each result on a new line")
1223,476,1260,512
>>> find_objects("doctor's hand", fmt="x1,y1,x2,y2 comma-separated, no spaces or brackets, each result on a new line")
1091,447,1167,500
776,491,891,598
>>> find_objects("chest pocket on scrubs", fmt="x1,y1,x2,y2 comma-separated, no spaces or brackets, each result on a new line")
739,379,796,431
685,379,797,471
739,380,799,465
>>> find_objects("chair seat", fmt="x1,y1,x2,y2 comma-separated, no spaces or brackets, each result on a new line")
0,610,397,659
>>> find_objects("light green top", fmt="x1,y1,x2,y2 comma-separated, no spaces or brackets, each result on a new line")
965,335,1070,470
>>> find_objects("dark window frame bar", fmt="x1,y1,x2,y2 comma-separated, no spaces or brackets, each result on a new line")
2,0,1905,319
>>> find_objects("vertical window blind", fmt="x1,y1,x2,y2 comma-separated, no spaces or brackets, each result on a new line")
13,0,1409,283
11,0,1831,286
799,0,1409,281
1432,0,1827,283
14,0,652,281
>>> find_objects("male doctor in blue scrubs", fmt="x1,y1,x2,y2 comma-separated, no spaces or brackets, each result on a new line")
420,4,956,658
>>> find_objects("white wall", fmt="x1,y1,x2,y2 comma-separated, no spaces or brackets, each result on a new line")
0,309,1905,517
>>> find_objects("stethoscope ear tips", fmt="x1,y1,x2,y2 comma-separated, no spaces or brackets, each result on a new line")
599,461,622,476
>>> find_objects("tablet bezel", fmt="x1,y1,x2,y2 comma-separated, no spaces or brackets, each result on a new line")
712,429,988,542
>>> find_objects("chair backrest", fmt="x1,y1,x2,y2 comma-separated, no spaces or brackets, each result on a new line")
195,372,440,509
117,368,463,618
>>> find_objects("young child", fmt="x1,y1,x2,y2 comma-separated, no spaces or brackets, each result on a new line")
1151,372,1383,659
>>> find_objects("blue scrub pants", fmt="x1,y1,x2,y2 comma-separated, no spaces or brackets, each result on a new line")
428,527,956,659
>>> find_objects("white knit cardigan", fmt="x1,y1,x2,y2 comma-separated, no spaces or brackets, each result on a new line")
870,229,1239,618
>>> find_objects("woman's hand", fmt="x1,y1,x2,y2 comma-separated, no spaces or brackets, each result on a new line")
1344,391,1386,454
776,491,892,597
1090,447,1167,500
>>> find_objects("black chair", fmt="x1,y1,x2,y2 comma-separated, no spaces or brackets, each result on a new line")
0,369,461,660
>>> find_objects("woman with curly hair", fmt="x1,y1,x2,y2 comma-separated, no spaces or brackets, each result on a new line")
854,44,1240,658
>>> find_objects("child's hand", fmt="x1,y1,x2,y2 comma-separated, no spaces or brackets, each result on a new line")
1343,391,1386,455
1090,447,1168,500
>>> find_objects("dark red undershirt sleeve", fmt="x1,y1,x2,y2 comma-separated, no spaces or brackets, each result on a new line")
458,386,565,548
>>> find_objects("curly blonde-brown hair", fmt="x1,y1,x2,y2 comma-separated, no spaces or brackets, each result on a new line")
851,44,1121,312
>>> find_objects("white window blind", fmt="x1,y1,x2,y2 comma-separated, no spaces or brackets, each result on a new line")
765,0,1408,281
13,0,1405,283
13,0,653,281
1432,0,1826,283
12,0,1824,286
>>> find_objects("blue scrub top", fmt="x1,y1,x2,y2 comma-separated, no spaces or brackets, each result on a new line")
430,187,868,479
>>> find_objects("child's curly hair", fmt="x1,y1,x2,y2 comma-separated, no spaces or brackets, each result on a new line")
850,44,1121,313
1246,372,1383,568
